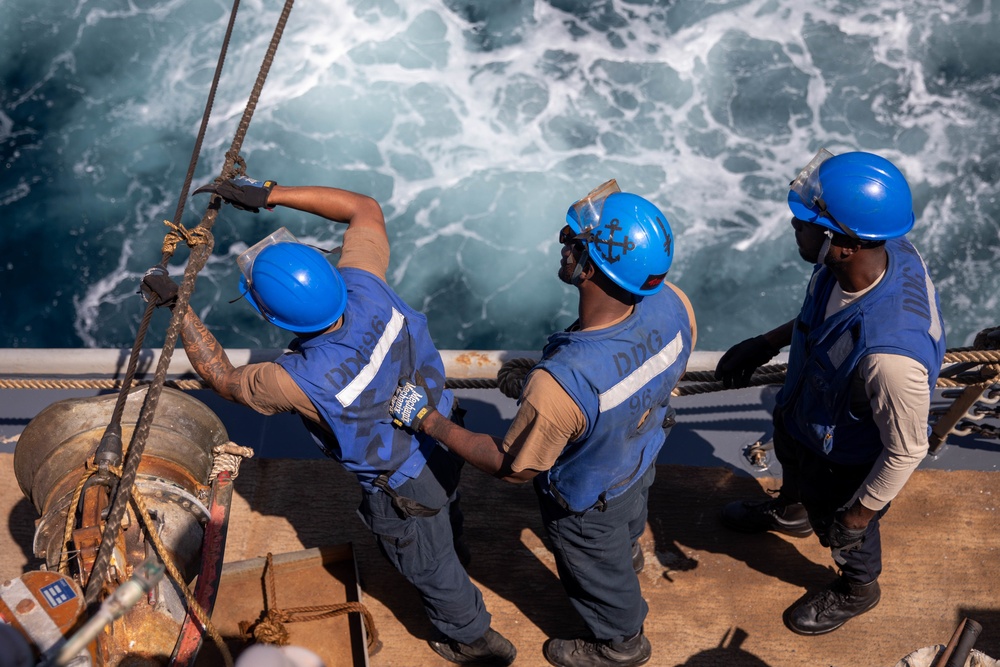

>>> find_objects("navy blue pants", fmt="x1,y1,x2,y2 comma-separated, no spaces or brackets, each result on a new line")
536,462,654,643
357,447,491,644
772,410,888,584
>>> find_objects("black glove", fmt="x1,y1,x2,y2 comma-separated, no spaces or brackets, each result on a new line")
821,512,867,552
193,175,277,213
714,334,781,389
139,266,179,309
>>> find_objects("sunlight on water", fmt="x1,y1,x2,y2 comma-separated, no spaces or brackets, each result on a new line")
1,0,998,351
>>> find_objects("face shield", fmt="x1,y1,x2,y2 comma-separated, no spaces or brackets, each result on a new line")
568,178,621,236
237,227,300,285
563,179,621,284
789,149,834,212
788,148,858,239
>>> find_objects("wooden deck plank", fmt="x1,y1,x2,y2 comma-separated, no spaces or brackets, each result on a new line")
2,454,998,666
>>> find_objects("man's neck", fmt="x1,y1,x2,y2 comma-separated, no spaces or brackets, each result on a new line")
577,290,635,331
831,247,888,293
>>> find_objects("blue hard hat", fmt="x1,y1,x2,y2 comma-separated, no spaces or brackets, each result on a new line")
239,242,347,333
787,151,914,240
566,192,673,295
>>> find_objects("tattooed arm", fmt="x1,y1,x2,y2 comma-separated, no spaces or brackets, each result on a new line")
178,305,248,404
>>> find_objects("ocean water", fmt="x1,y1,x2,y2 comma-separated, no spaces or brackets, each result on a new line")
1,0,998,354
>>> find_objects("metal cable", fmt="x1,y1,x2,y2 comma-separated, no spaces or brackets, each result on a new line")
84,0,296,615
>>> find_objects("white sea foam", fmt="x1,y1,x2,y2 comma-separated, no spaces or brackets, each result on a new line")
0,0,996,349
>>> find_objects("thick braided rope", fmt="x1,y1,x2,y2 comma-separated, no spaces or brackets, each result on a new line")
239,553,380,652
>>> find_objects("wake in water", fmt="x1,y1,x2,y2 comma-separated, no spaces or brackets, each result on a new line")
1,0,997,351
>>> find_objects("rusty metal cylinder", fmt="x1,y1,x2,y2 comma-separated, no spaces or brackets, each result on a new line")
13,386,229,572
12,386,232,664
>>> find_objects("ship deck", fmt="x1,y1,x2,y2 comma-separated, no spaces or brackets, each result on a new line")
1,355,999,666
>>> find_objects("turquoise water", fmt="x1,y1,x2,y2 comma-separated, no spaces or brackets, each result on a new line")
1,0,998,352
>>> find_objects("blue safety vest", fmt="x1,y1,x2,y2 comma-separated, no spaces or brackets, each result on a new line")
776,237,945,464
276,268,454,490
534,287,692,512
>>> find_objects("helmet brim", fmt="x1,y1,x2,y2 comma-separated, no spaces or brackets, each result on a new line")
787,190,833,231
787,189,914,239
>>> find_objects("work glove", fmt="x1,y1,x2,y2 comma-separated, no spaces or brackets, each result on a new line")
820,512,867,553
714,334,781,389
193,175,277,213
139,265,179,309
390,380,438,432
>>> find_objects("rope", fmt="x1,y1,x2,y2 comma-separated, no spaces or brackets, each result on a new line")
164,0,243,245
495,357,538,399
0,378,209,390
485,340,1000,400
444,377,501,390
5,347,1000,396
210,441,255,480
58,467,98,576
238,553,380,653
130,490,232,666
52,457,238,666
220,0,295,180
85,0,295,609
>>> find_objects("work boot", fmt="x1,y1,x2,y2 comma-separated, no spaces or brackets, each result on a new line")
631,541,644,574
785,578,880,635
720,495,813,537
543,629,651,667
428,627,516,665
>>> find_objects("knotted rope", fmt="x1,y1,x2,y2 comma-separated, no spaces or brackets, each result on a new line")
84,0,295,617
57,443,253,667
238,553,381,654
210,441,256,480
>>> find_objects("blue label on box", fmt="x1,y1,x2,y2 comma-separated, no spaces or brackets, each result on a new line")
40,580,77,608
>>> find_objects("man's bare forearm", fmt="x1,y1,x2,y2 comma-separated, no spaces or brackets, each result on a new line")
178,306,243,402
421,411,514,479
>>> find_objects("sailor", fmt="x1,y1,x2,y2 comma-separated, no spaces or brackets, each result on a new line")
389,181,696,667
715,150,946,635
141,176,516,666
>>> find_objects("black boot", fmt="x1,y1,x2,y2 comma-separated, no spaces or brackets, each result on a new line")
543,629,651,667
428,627,516,665
720,495,813,537
785,578,880,635
631,541,644,574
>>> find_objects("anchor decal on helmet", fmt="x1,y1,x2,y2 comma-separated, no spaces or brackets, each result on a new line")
592,218,636,265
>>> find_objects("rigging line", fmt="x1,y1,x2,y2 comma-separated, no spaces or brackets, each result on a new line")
109,298,159,428
85,0,296,611
164,0,243,237
221,0,296,178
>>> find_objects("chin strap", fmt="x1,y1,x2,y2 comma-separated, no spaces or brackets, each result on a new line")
816,229,834,265
571,247,591,284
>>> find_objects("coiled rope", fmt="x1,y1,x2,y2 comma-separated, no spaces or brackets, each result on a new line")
238,553,381,655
